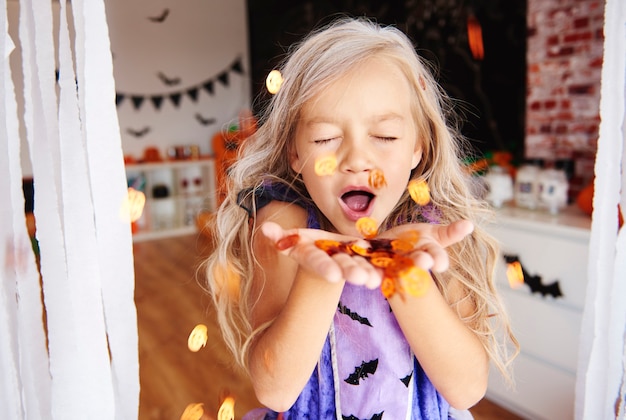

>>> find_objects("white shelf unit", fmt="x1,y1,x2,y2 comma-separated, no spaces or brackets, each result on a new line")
125,159,216,242
485,205,591,420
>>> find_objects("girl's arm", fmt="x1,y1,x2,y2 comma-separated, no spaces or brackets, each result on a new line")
247,201,380,411
381,222,489,410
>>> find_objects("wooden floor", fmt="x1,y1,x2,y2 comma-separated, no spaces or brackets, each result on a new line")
134,233,523,420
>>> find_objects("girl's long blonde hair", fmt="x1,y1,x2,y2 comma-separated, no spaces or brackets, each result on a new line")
203,16,518,382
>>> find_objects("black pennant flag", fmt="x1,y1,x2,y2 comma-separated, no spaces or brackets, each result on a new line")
151,96,164,110
131,96,144,110
169,93,182,107
217,71,229,87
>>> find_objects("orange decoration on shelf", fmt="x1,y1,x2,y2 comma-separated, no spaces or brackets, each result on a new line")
368,168,387,189
314,154,338,176
355,217,378,239
408,179,430,205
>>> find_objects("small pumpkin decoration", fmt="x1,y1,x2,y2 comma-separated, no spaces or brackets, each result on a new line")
576,180,623,228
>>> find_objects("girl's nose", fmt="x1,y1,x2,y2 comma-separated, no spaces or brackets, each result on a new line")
337,137,374,173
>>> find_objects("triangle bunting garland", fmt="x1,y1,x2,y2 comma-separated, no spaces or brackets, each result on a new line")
115,56,244,110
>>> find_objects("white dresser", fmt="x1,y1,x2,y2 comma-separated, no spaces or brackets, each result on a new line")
484,205,591,420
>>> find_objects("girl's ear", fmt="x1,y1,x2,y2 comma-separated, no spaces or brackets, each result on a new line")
411,146,422,170
289,146,302,174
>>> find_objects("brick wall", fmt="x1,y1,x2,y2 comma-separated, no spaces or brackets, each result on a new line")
525,0,604,191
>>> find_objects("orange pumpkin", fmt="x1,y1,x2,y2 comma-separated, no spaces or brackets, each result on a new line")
576,180,623,228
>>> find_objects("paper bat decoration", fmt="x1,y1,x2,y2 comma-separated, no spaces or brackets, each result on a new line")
338,302,372,327
157,71,181,86
342,412,383,420
503,254,563,298
195,113,216,126
344,359,378,385
148,9,170,23
126,126,151,138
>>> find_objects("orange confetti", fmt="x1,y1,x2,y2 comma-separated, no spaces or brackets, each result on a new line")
399,266,431,297
119,187,146,223
381,277,395,298
313,233,430,300
355,217,378,239
187,324,208,352
217,396,235,420
506,261,524,289
180,403,204,420
276,234,299,250
368,168,387,189
266,69,283,94
314,154,337,176
408,179,430,205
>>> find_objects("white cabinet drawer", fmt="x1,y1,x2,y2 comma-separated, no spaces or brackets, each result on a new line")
499,287,582,372
487,352,575,420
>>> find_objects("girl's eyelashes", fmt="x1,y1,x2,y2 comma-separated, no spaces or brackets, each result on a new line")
313,137,338,144
374,136,397,142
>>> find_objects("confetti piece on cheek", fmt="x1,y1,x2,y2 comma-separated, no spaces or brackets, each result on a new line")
275,233,299,250
180,403,205,420
408,179,430,205
314,154,338,176
368,168,387,189
355,217,378,239
187,324,208,352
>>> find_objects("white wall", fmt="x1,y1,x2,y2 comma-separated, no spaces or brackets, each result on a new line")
6,0,251,176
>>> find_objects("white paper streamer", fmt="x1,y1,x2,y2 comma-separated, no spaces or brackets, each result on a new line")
70,1,140,418
4,0,139,418
575,0,626,418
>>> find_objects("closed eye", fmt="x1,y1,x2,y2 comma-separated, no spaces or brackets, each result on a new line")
374,136,397,142
314,138,338,144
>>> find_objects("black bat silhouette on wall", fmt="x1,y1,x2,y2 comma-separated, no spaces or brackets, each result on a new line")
148,9,169,23
195,113,216,126
157,72,181,86
338,302,372,327
344,359,378,385
503,254,563,298
126,126,151,138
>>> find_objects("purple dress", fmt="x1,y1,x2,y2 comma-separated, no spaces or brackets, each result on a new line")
240,183,451,420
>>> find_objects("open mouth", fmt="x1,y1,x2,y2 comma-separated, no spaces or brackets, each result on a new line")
341,190,375,220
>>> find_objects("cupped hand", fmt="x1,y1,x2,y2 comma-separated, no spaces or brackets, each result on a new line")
260,219,474,288
378,220,474,273
260,222,382,289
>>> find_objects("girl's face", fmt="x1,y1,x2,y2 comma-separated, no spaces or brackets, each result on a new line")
291,57,422,236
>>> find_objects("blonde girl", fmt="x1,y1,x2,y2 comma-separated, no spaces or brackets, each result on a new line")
205,17,518,420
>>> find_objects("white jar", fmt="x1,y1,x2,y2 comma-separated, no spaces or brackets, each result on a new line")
483,166,514,208
538,168,569,214
515,164,541,210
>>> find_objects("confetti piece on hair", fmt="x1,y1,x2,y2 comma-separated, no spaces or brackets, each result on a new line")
408,179,430,205
266,69,283,94
180,403,205,420
368,168,387,189
276,233,300,250
314,154,338,176
187,324,208,352
355,217,378,239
